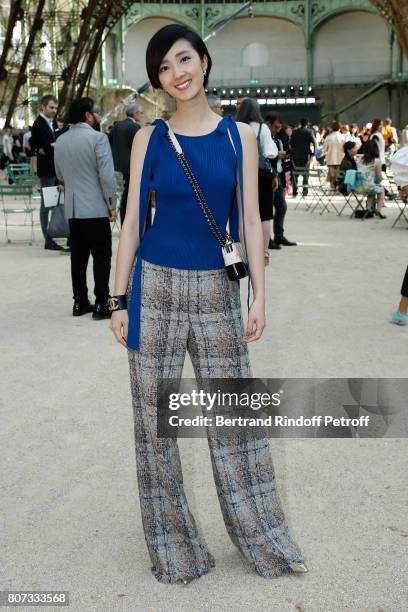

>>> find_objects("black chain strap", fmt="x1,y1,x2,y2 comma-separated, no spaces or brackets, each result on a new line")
165,132,233,249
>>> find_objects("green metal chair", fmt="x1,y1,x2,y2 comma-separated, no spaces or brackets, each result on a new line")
307,167,340,214
7,162,33,184
292,163,312,209
387,176,408,228
0,182,35,244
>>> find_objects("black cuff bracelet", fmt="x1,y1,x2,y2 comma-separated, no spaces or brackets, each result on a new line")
108,295,127,312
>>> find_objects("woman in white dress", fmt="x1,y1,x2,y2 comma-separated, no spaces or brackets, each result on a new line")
369,118,386,171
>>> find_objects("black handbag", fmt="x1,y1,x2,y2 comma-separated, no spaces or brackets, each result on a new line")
165,122,248,281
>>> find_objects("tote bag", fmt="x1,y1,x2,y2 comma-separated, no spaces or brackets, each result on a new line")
48,193,70,239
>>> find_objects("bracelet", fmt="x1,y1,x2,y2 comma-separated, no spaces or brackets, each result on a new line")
108,295,127,312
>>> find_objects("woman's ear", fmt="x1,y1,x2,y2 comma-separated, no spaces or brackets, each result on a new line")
202,55,208,74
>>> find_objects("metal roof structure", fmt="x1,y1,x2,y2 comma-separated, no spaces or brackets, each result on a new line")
0,1,407,124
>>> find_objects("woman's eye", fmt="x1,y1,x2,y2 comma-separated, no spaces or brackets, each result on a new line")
159,56,190,72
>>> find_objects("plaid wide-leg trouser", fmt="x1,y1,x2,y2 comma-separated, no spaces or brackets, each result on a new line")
127,260,305,583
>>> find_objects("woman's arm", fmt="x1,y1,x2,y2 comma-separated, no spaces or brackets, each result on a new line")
236,121,265,343
110,125,154,347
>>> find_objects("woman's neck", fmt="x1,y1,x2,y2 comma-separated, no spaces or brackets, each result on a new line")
170,94,219,133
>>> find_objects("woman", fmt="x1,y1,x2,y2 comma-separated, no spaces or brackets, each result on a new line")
391,265,408,325
338,141,359,195
323,121,345,188
370,118,386,171
110,24,306,585
356,140,386,218
236,98,278,265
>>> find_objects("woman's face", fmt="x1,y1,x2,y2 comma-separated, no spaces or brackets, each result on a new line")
158,38,207,100
349,145,359,157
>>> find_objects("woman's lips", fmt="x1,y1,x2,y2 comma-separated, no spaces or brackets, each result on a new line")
175,79,192,90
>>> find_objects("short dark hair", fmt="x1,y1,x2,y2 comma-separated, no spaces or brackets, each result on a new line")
40,94,57,108
331,120,341,131
300,118,308,127
343,141,357,154
265,114,280,125
146,24,212,90
68,97,94,124
235,97,263,124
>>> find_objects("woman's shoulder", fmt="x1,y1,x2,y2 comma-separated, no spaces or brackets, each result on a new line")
135,124,156,142
236,121,257,141
131,124,157,156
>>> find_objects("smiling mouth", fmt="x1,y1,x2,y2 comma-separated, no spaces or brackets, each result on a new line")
175,79,192,90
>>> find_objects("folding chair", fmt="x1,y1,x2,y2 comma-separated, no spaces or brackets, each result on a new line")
292,164,311,210
0,182,35,243
391,198,408,228
7,163,32,184
308,167,340,214
387,179,408,228
336,170,359,216
336,170,370,218
349,191,369,218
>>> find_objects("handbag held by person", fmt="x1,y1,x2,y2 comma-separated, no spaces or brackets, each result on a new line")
47,191,70,239
165,121,248,281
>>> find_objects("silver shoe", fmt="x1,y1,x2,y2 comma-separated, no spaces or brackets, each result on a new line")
176,575,196,585
290,562,308,573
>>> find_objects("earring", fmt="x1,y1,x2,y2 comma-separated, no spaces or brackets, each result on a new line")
203,70,206,76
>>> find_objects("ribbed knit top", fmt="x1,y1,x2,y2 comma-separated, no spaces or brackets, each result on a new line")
127,115,248,351
141,115,237,269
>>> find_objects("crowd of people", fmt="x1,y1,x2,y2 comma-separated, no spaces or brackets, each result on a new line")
0,92,406,326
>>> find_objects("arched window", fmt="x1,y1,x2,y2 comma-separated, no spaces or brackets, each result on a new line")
242,42,269,67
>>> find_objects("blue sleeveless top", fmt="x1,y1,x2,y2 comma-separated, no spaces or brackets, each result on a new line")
141,116,236,269
127,115,248,350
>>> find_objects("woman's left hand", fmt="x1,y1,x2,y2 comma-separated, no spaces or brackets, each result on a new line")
243,299,265,343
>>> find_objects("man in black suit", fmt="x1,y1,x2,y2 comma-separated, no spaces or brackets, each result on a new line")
290,118,316,197
31,94,68,251
266,115,297,247
111,103,143,226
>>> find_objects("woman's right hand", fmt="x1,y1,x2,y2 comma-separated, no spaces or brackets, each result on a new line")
110,309,129,348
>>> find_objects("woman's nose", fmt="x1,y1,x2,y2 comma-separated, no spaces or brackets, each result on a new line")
173,66,187,80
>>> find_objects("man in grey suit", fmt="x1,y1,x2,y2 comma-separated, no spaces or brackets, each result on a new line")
111,103,143,226
54,97,117,319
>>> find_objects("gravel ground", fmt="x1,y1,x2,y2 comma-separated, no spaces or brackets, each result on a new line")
1,200,407,612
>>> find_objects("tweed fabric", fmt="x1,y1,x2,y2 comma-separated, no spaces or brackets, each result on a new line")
127,260,305,583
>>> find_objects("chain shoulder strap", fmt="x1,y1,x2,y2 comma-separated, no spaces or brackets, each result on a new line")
165,123,233,248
